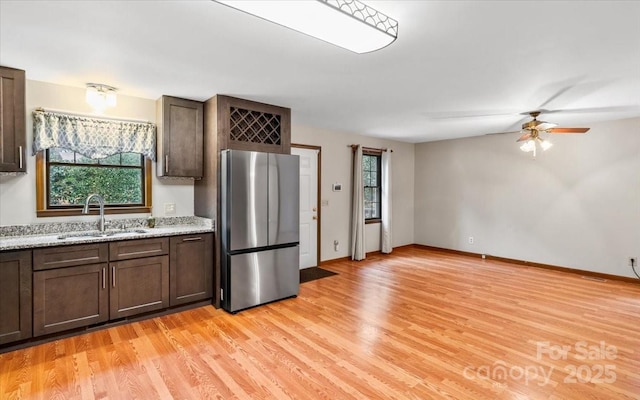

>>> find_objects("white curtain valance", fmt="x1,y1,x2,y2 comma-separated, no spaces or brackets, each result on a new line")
32,110,156,160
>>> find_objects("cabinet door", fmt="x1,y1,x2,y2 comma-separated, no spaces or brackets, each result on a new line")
157,95,203,178
0,66,26,173
169,234,213,306
33,263,108,336
218,95,291,154
0,250,32,345
110,256,169,319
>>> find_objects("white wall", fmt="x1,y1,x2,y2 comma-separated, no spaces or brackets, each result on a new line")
0,80,194,226
414,117,640,278
9,81,635,278
292,125,415,262
1,80,414,264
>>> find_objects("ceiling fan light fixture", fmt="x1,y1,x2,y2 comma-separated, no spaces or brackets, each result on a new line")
540,139,553,151
214,0,398,53
512,111,589,157
520,139,535,153
519,135,552,156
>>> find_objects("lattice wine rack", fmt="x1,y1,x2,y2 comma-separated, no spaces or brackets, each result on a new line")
229,107,282,146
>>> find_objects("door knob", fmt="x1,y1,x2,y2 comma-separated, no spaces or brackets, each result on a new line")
313,207,317,212
313,216,317,220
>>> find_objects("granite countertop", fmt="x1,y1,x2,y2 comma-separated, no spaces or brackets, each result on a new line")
0,216,214,251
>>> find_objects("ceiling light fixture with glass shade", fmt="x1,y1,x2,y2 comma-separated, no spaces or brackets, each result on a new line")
519,132,553,158
214,0,398,53
85,83,117,113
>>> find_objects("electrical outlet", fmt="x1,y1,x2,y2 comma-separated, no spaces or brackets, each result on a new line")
164,203,176,216
629,257,637,267
468,236,474,245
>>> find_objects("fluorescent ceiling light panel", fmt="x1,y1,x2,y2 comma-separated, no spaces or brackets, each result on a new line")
215,0,398,53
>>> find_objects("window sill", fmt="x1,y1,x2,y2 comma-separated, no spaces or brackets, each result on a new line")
365,218,381,225
36,207,151,218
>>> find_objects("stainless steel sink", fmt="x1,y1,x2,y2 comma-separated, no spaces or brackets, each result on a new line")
57,229,149,240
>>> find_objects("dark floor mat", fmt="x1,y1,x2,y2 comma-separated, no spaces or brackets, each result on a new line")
300,267,338,283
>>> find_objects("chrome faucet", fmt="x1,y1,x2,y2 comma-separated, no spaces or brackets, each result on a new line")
82,193,107,232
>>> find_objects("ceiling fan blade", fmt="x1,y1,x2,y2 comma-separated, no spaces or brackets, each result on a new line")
423,110,519,120
483,130,520,136
516,132,532,142
536,84,578,110
548,127,590,134
535,122,557,131
539,106,640,115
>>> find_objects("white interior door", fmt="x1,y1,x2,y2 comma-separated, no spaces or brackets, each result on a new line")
291,146,318,269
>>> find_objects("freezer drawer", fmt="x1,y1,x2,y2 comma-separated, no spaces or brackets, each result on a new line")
226,246,299,312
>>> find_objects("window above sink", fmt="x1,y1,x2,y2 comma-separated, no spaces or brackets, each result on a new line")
36,148,152,217
31,109,156,218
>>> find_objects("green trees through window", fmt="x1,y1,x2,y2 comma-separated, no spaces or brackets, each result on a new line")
363,153,381,220
47,148,145,207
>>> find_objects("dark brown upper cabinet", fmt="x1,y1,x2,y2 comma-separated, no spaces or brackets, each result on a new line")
216,95,291,154
0,66,26,173
156,95,204,179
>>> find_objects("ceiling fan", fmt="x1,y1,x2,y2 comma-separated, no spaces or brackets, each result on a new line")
514,111,590,157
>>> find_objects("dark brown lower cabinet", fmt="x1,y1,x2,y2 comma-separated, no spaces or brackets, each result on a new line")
33,263,108,336
4,233,212,346
169,233,213,306
0,251,32,345
109,256,169,319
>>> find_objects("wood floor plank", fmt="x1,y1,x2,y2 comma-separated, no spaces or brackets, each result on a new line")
2,246,639,399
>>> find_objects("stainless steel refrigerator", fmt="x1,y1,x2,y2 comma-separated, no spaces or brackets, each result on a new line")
220,149,300,313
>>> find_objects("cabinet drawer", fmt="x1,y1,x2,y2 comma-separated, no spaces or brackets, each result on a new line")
109,237,169,261
34,243,108,271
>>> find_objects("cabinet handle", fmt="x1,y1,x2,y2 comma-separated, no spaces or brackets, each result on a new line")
165,155,169,173
112,265,116,288
183,237,202,242
18,146,23,169
102,267,106,289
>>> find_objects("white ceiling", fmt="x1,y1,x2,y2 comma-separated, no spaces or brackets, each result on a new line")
1,0,639,143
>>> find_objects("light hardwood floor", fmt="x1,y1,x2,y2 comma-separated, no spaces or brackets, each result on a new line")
2,246,639,399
